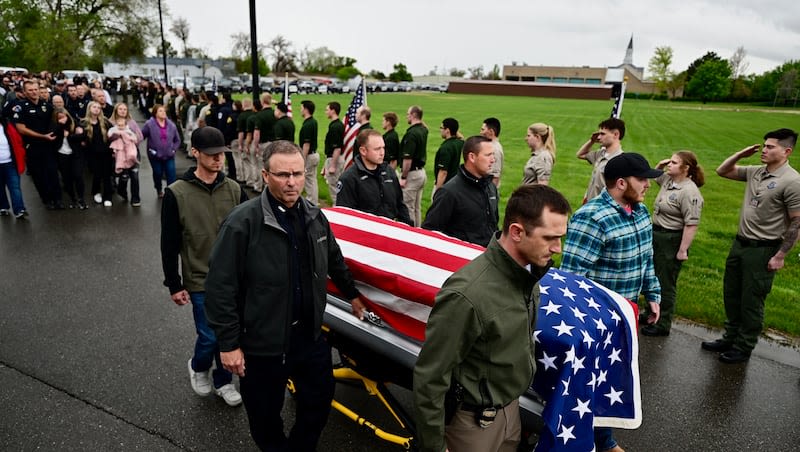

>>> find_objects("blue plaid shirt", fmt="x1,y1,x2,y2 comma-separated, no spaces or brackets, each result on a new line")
561,190,661,303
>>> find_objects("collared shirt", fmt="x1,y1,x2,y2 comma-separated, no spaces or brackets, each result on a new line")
561,190,661,303
652,173,703,230
488,140,504,180
522,149,554,185
433,137,464,184
736,163,800,240
299,116,318,153
584,147,623,201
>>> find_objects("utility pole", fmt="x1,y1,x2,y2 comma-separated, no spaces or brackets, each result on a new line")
249,0,259,101
158,0,168,83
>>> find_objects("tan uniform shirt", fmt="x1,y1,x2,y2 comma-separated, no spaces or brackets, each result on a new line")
489,140,504,181
652,173,704,231
584,148,623,201
736,163,800,240
522,150,554,185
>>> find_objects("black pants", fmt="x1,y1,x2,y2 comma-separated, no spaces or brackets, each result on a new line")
241,333,335,452
88,152,113,201
26,146,62,204
57,152,86,202
116,165,141,204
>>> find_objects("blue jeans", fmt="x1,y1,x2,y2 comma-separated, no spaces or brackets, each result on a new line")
0,162,26,214
189,292,232,389
595,427,618,451
149,157,176,194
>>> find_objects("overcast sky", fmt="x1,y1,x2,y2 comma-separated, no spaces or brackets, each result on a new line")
163,0,799,77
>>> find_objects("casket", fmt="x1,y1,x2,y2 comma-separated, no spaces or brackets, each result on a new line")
322,208,640,451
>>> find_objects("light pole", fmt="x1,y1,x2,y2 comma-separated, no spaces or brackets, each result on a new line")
158,0,168,83
249,0,259,101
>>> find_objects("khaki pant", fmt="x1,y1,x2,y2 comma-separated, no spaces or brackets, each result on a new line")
324,155,344,205
247,142,268,192
240,141,256,188
230,140,244,181
304,152,320,204
445,399,520,452
402,168,426,227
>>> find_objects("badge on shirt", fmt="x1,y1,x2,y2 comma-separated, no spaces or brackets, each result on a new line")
669,193,678,202
335,180,342,193
750,196,761,208
767,181,777,190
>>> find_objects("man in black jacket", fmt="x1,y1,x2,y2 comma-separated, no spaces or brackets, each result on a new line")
205,140,365,451
335,129,412,225
422,135,499,246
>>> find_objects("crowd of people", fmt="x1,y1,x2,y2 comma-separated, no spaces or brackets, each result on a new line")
3,69,799,452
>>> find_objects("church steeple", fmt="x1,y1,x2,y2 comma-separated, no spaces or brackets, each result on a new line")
623,35,634,66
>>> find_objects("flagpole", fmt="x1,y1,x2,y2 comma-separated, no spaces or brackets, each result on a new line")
362,76,367,106
284,72,289,102
613,76,628,119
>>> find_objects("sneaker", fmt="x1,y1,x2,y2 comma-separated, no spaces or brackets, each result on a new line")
93,193,102,204
0,209,8,216
15,209,28,218
188,359,213,396
215,383,243,407
131,200,141,207
77,200,88,210
103,200,112,207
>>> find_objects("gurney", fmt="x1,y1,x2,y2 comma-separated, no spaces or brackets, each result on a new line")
318,208,641,451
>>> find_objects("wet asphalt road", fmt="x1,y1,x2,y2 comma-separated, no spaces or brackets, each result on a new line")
1,127,799,451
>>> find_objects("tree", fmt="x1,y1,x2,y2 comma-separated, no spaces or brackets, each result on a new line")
685,51,722,86
169,17,191,58
685,59,732,102
368,70,387,80
487,64,502,80
468,65,485,80
666,72,687,99
267,35,298,74
389,63,412,82
647,46,674,94
729,46,749,80
449,67,466,77
0,0,158,71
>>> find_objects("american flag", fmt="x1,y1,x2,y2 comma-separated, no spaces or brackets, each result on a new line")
283,73,293,118
610,79,627,119
532,268,641,451
342,79,366,169
323,207,641,450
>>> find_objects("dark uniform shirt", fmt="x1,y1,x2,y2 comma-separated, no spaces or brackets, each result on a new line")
299,117,318,153
273,116,296,143
400,123,428,168
434,137,464,185
324,119,344,158
255,107,276,143
383,129,400,164
13,99,53,148
335,154,412,225
237,110,254,134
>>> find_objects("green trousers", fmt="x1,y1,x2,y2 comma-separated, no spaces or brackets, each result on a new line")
651,229,684,332
722,239,779,353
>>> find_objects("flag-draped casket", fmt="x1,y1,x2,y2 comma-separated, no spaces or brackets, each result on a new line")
324,207,641,451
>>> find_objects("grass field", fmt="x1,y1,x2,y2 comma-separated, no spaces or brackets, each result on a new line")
241,91,800,337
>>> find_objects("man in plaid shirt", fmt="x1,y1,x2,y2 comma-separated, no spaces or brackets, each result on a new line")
560,152,663,452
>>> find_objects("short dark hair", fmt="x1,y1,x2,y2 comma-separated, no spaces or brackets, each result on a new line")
442,117,459,135
301,100,315,115
357,128,382,149
327,101,341,115
263,140,302,170
598,117,626,140
383,112,398,128
764,128,797,149
409,105,423,120
502,185,571,234
483,117,501,137
462,135,491,162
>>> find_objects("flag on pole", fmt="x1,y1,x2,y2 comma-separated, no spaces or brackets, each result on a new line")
323,206,642,449
342,78,366,169
610,77,627,118
284,73,293,118
211,75,217,95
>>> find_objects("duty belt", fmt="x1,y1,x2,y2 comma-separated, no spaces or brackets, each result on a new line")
736,235,782,247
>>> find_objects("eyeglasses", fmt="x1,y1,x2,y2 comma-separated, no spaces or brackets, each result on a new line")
268,171,304,181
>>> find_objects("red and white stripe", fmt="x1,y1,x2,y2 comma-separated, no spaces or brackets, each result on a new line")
324,207,483,341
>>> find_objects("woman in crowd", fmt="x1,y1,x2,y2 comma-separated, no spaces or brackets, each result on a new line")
141,104,180,198
52,107,87,209
522,122,556,185
109,103,143,206
0,116,28,218
76,101,114,206
641,150,705,337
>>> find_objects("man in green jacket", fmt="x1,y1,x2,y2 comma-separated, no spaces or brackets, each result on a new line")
160,126,249,407
414,184,571,452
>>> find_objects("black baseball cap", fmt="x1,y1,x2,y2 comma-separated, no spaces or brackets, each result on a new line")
191,126,228,155
604,153,663,180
